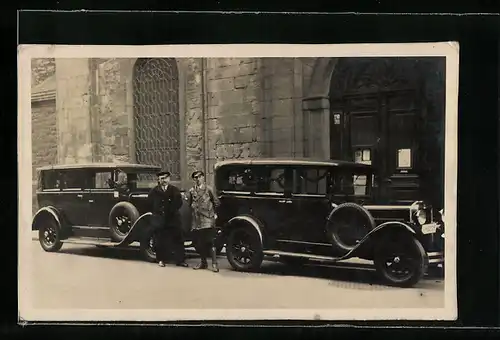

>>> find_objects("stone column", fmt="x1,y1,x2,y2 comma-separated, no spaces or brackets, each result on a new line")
302,96,330,159
55,58,93,164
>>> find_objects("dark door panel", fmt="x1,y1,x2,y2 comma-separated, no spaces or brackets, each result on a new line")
58,190,89,226
87,190,119,227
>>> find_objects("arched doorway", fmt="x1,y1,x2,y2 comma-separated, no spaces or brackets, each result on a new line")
328,57,445,207
133,58,181,180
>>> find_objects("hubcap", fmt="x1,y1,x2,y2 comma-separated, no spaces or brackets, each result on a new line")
116,215,131,234
232,231,255,265
42,225,56,246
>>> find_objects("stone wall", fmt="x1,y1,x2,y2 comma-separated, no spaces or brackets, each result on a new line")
204,58,264,182
31,99,58,213
31,58,55,87
184,58,204,185
260,57,305,158
55,58,93,164
31,58,57,213
94,58,132,164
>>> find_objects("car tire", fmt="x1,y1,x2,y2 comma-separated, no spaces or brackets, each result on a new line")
38,218,63,252
226,227,264,272
109,202,140,243
140,232,157,263
326,202,376,254
373,235,428,288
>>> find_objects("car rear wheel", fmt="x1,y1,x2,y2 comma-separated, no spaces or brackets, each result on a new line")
38,218,63,252
226,227,264,272
109,202,140,243
326,203,376,254
373,235,428,288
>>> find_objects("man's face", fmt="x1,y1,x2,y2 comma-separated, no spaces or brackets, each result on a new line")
158,174,170,186
194,174,205,185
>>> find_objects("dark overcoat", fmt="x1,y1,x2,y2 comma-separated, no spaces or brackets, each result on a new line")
147,184,183,229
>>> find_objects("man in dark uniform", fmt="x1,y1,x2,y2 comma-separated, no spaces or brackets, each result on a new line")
147,170,188,268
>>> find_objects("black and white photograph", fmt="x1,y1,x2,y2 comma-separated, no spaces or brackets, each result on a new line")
18,43,458,321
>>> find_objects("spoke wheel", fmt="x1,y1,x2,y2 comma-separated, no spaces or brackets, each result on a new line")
115,215,132,235
38,219,63,252
374,235,428,288
140,233,157,263
226,227,263,272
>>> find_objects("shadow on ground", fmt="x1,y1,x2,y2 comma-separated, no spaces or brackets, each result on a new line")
54,245,443,290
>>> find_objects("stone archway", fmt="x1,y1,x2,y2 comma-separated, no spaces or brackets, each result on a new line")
303,57,446,207
302,57,338,159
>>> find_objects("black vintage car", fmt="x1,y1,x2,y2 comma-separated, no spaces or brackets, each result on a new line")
32,163,223,262
214,158,445,288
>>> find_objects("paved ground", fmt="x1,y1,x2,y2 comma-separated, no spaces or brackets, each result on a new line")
28,240,444,310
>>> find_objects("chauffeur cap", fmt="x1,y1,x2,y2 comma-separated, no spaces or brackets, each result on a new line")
191,170,205,179
156,170,171,177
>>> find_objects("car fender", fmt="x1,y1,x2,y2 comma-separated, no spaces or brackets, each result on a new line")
337,221,417,261
32,206,62,231
115,212,154,246
223,215,264,246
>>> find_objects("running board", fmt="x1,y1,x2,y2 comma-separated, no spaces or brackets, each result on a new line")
60,237,193,248
263,250,342,262
61,237,119,247
264,249,445,266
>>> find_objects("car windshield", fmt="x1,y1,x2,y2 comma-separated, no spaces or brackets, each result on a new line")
330,168,373,197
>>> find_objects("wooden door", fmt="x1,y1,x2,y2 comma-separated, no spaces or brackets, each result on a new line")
331,90,422,204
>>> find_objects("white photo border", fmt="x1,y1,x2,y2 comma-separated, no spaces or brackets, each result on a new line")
18,42,459,322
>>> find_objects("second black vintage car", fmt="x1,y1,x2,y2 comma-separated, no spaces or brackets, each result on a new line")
214,158,445,288
32,163,223,262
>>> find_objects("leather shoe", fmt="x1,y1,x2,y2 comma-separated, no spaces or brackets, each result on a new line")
176,262,189,267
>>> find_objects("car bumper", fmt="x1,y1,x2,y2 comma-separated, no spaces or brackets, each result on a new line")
427,251,444,265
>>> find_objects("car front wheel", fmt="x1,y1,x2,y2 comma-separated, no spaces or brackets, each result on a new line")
373,235,428,288
226,227,264,272
38,219,63,252
140,234,157,263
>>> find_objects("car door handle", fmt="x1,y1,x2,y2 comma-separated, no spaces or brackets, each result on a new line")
88,200,94,203
278,200,292,204
77,194,83,198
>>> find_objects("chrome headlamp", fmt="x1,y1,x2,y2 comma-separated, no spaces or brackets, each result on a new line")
416,209,428,225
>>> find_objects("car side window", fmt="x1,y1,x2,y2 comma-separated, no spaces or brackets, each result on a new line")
254,167,286,194
293,167,328,196
92,171,113,189
41,171,61,191
220,166,286,194
60,170,91,190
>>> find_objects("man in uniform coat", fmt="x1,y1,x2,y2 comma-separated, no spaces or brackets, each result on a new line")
188,170,221,272
147,170,188,268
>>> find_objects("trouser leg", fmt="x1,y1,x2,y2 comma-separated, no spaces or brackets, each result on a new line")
155,229,169,263
193,229,209,269
209,228,219,272
169,226,186,265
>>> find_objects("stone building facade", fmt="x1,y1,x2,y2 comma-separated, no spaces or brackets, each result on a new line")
31,57,446,213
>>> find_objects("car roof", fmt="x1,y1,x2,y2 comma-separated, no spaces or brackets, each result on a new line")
36,162,161,171
213,158,372,170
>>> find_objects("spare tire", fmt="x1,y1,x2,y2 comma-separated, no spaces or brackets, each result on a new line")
325,202,376,254
109,202,140,243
